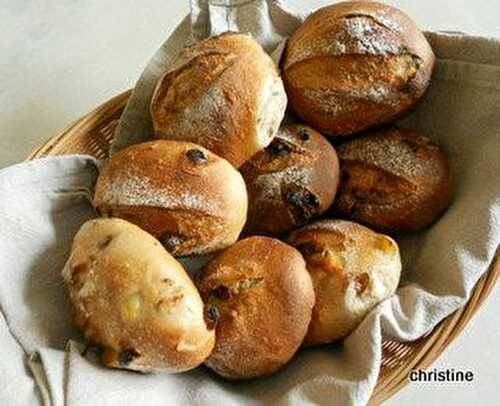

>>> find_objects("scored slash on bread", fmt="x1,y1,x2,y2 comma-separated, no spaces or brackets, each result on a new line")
334,127,453,233
93,140,248,257
151,32,287,168
282,1,435,137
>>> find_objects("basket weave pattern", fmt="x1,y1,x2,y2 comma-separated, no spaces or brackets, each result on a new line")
27,92,500,404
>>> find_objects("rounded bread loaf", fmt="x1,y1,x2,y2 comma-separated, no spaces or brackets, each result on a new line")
334,127,453,233
288,219,401,344
282,1,435,136
240,124,339,235
195,236,315,379
93,140,248,256
151,32,287,167
62,218,215,372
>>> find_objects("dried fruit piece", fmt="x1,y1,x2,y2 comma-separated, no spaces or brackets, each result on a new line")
283,185,320,224
156,290,184,313
209,276,264,303
353,273,370,295
322,251,345,274
205,304,219,329
97,235,113,249
296,241,324,257
236,277,264,292
212,285,230,300
268,138,293,157
119,348,140,366
186,148,207,164
122,292,143,320
161,277,174,286
159,233,186,253
374,235,396,253
69,262,87,289
297,127,310,141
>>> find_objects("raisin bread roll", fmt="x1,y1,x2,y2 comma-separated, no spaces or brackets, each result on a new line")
151,32,287,167
282,1,435,137
93,140,248,257
288,220,401,344
334,127,453,233
195,237,315,380
62,218,215,372
240,124,339,235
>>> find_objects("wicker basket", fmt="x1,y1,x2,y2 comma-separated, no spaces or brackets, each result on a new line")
28,91,500,404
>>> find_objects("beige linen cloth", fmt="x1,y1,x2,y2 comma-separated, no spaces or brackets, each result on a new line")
0,1,499,405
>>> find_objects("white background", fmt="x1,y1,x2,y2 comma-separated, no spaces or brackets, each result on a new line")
1,1,499,404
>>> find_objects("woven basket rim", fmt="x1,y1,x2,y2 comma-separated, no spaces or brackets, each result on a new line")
26,91,500,404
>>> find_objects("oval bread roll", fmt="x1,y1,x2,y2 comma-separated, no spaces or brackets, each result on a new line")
240,124,339,235
282,1,435,137
288,220,401,344
61,218,215,372
151,32,287,167
334,127,453,233
93,140,248,257
195,237,315,380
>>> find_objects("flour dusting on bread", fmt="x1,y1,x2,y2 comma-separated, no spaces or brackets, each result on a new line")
101,173,219,214
256,75,287,148
151,32,287,167
282,2,435,136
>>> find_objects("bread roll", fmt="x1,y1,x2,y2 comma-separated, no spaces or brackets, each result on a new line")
151,32,287,168
195,237,315,379
282,1,435,137
62,218,215,372
288,220,401,344
334,127,453,233
93,140,248,257
240,124,339,235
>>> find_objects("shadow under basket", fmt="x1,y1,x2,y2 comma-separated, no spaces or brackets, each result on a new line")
28,90,500,405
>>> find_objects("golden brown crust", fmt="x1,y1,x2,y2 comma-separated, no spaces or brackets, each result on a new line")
334,127,453,233
195,236,315,380
151,32,287,168
287,220,401,344
282,1,435,137
93,140,248,256
62,218,215,373
240,124,339,235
